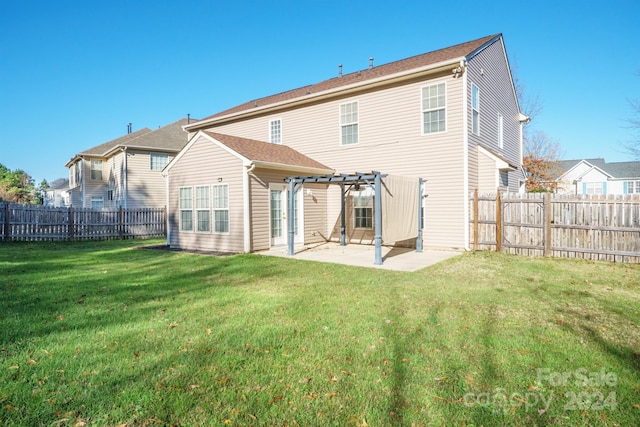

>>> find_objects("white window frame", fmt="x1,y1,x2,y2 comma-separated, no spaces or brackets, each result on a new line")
90,159,103,180
195,185,211,233
269,119,282,144
213,184,229,234
498,113,504,149
627,180,640,194
421,82,447,135
90,196,104,209
585,182,603,195
179,187,193,232
352,188,373,229
472,83,480,136
150,153,169,170
340,101,359,145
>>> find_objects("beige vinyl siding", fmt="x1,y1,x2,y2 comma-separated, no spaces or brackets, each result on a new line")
207,71,468,248
249,169,280,251
477,149,498,193
167,135,245,252
83,157,107,208
302,183,328,244
125,150,174,209
108,152,125,208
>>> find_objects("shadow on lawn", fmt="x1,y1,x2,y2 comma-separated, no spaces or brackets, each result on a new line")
0,242,286,346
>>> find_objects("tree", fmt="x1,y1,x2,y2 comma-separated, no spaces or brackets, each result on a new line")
523,130,562,192
623,80,640,159
513,65,563,192
0,163,38,204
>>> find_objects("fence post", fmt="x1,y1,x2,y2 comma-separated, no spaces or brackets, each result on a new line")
544,192,552,257
473,189,478,251
4,203,10,241
119,206,124,239
495,190,502,252
69,206,75,241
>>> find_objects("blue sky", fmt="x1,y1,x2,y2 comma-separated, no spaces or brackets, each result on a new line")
1,0,639,184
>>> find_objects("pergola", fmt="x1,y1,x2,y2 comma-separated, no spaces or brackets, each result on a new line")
284,171,425,265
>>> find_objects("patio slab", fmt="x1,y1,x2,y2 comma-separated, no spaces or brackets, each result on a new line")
257,242,461,272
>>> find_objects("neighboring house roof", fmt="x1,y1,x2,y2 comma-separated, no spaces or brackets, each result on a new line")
203,131,333,172
65,118,194,167
555,158,640,180
47,179,69,191
187,34,501,130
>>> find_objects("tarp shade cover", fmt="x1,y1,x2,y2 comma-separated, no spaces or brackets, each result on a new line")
381,174,419,243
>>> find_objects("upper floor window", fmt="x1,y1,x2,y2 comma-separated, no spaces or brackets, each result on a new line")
422,82,446,134
498,113,504,149
150,153,169,170
90,159,103,180
269,119,282,144
471,84,480,135
340,101,359,145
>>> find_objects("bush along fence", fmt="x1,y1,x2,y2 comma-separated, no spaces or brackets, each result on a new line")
470,190,640,263
0,203,166,241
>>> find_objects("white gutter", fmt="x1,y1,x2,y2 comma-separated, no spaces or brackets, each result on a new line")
243,163,257,252
462,64,470,251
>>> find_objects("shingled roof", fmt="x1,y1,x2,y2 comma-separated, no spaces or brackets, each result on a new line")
204,131,332,172
191,34,500,126
556,158,640,179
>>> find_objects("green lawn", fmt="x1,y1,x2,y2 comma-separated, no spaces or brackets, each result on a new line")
1,239,639,426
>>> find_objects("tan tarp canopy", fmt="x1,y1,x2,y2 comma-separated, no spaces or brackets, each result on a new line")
382,174,420,244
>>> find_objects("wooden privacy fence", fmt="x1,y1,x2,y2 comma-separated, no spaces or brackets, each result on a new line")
0,203,166,241
470,191,640,263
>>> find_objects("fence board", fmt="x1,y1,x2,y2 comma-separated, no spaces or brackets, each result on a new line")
0,203,165,242
470,192,640,263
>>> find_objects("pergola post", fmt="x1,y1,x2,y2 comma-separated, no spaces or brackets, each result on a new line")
374,172,383,265
340,183,346,246
287,179,296,256
416,178,425,253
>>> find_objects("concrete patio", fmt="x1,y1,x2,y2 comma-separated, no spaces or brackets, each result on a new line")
257,242,461,272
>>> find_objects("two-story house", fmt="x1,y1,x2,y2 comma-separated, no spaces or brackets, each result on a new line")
66,118,192,209
163,34,528,253
555,158,640,195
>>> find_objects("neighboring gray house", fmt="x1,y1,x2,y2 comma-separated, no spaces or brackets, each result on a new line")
555,158,640,195
164,34,527,253
65,118,192,209
43,178,70,207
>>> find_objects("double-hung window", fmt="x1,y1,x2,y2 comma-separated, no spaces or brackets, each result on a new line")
196,185,210,232
179,187,193,231
472,84,480,135
340,101,358,145
90,159,103,180
91,196,104,209
213,184,229,233
422,82,446,134
269,119,282,144
626,181,640,194
353,188,373,229
151,153,169,170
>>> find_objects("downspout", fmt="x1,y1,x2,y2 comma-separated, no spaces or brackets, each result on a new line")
243,163,256,253
461,61,470,251
164,173,170,246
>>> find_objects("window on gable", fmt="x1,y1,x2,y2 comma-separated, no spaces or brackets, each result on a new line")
90,159,103,180
472,84,480,135
213,184,229,233
422,83,446,134
196,185,210,232
150,153,169,170
353,188,373,229
498,113,504,149
340,101,359,145
179,187,193,231
269,119,282,144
